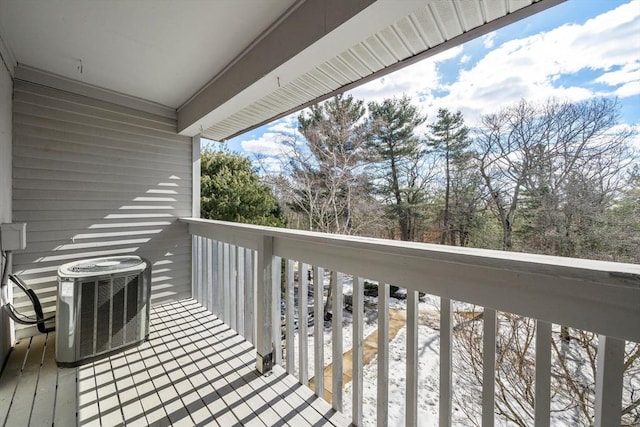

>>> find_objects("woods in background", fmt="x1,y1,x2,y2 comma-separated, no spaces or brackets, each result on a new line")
266,94,638,263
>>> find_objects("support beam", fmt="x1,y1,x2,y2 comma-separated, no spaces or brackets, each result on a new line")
178,0,375,134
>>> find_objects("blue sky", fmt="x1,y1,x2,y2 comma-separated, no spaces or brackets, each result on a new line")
212,0,640,169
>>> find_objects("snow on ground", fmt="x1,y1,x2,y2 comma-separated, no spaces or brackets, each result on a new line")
280,274,640,426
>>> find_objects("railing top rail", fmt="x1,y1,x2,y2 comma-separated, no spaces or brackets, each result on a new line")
181,217,640,278
182,217,640,341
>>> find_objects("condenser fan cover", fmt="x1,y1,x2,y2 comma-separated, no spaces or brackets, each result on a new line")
58,256,147,277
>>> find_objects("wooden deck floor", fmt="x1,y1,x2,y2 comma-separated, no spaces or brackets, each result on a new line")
0,299,351,426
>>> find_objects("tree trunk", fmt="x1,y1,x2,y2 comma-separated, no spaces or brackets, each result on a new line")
503,219,513,251
441,149,451,245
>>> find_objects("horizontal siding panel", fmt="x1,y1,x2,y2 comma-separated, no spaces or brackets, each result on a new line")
13,101,185,144
13,188,191,202
16,218,175,232
12,82,193,335
14,88,177,133
13,168,190,188
13,156,191,183
14,140,191,171
13,113,189,154
14,199,184,211
14,122,191,160
16,230,190,254
12,240,191,269
14,179,188,195
13,209,191,222
13,80,176,126
12,253,192,278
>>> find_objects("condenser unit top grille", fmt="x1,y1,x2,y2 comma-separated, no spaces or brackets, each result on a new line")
59,256,147,278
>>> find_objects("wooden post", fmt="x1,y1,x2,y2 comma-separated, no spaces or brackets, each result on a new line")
440,298,452,427
534,320,551,427
482,308,497,427
594,335,624,427
331,271,343,411
352,277,364,426
256,235,274,374
299,263,309,385
406,289,418,427
272,256,282,365
313,266,324,397
377,283,389,427
286,259,296,375
191,134,200,301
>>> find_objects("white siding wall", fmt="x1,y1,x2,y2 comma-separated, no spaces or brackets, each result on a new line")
11,80,192,337
0,61,12,366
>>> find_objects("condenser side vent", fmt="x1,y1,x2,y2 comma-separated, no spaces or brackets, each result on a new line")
56,256,151,367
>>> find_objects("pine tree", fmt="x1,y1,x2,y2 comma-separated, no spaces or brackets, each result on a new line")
427,108,474,245
367,96,427,241
200,150,285,226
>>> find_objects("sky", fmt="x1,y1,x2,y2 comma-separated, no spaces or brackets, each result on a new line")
211,0,640,171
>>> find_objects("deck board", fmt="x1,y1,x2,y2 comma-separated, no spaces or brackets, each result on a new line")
0,337,30,425
0,298,351,426
29,333,58,427
5,335,46,426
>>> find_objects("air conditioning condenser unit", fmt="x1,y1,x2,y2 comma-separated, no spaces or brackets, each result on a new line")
56,255,151,367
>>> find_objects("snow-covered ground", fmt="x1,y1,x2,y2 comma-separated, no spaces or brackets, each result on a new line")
280,274,640,426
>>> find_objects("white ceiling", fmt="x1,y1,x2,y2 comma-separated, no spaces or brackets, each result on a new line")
0,0,298,109
0,0,563,139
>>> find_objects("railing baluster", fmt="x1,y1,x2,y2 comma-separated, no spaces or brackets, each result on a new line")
594,335,624,427
272,256,282,365
535,320,551,427
406,289,418,427
482,308,497,427
193,235,201,303
206,239,214,312
250,249,257,344
216,241,223,319
440,298,452,427
299,262,309,385
229,244,237,330
286,259,296,375
331,271,343,411
313,265,325,398
377,283,389,427
236,247,245,337
352,277,364,427
223,242,231,324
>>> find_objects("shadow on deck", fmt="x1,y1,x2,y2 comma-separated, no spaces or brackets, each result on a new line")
0,299,350,426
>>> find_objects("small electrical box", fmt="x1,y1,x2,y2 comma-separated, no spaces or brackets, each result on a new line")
0,223,27,251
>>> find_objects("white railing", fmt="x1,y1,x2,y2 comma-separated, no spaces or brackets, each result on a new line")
181,217,640,427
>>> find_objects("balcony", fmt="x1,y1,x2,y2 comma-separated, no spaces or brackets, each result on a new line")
1,218,638,426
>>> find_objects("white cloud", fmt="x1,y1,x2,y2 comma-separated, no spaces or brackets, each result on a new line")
241,132,292,157
348,45,463,105
482,32,496,49
233,1,640,163
266,114,299,135
407,0,640,124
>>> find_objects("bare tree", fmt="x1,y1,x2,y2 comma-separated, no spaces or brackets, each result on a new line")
453,309,640,425
274,94,372,235
476,97,633,251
